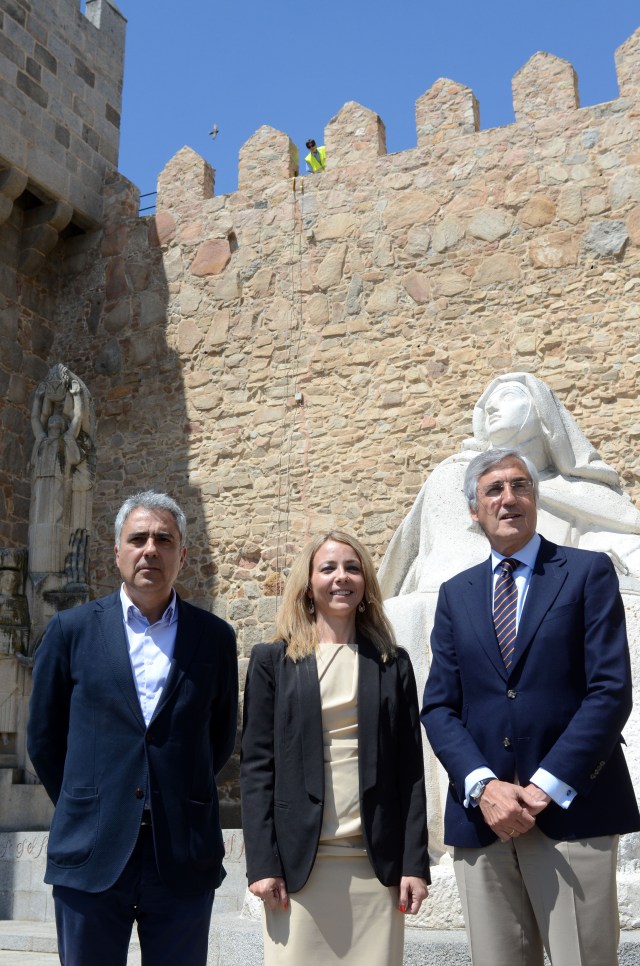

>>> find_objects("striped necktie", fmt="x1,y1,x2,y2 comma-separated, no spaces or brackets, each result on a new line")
493,558,518,669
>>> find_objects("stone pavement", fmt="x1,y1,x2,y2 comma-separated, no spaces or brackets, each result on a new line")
1,917,640,965
0,920,141,965
0,957,57,965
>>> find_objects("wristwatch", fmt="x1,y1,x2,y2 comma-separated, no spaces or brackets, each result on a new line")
469,777,495,802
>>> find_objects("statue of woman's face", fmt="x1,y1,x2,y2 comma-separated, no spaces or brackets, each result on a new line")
484,382,539,446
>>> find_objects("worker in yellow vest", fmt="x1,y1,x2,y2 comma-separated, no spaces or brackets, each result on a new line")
305,139,326,173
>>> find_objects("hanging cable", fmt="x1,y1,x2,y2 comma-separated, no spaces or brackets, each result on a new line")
272,176,306,611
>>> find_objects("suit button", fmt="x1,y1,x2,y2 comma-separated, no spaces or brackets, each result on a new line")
134,787,144,799
503,737,512,748
507,689,517,699
147,732,154,743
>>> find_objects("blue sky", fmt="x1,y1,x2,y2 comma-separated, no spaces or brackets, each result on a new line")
113,1,639,201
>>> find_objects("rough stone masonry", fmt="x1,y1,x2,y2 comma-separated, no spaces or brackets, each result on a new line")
1,4,640,829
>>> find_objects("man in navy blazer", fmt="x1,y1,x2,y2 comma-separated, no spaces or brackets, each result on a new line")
422,448,640,966
28,491,238,966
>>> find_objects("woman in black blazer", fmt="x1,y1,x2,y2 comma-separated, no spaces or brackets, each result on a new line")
241,530,429,965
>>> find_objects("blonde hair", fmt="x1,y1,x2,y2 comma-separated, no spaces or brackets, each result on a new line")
274,530,397,663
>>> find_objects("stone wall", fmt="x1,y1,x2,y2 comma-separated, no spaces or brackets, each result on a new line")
2,18,640,817
0,0,126,551
0,0,126,227
47,29,640,674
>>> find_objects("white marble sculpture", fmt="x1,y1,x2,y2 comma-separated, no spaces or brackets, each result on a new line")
379,372,640,867
28,364,96,576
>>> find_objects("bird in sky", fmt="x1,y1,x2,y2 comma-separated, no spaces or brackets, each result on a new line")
209,123,219,140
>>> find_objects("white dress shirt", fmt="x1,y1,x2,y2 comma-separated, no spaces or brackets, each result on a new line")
120,585,179,727
465,533,576,810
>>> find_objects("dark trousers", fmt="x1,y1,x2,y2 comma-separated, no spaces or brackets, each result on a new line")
52,826,215,966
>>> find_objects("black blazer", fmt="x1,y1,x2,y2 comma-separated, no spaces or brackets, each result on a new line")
240,637,430,893
27,591,238,896
423,538,640,848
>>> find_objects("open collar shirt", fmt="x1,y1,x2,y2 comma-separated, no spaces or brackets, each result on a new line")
119,585,178,727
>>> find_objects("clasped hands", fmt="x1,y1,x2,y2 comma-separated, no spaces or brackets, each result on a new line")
479,781,551,842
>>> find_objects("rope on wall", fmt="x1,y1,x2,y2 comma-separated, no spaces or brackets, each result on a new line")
272,176,306,610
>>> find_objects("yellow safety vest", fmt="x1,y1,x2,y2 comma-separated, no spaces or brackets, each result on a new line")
305,146,326,172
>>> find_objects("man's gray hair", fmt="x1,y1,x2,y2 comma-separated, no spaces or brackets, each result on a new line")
114,491,187,546
464,449,540,511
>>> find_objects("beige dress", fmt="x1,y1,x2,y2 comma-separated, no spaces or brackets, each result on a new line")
263,642,404,964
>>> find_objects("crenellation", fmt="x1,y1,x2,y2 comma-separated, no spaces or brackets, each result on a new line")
147,31,638,205
416,79,480,147
84,0,127,51
238,126,298,195
512,51,580,122
157,146,215,212
615,28,640,101
325,101,386,169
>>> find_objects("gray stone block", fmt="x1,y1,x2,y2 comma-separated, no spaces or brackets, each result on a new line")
0,28,25,68
11,890,49,922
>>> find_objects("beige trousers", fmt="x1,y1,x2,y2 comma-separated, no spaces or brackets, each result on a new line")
453,826,620,966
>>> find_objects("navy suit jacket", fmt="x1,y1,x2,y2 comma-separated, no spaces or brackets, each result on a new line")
422,537,640,847
27,591,238,895
240,637,430,893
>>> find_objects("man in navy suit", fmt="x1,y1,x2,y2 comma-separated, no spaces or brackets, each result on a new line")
422,448,640,966
28,491,238,966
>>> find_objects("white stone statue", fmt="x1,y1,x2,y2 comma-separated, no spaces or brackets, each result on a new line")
28,365,96,576
379,371,640,861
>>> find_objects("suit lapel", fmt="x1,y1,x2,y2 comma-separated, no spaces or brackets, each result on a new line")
462,560,508,680
151,596,202,722
295,654,324,802
358,636,380,793
512,537,568,671
96,592,146,730
98,593,205,730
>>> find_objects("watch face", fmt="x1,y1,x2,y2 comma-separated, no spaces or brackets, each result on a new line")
471,778,492,800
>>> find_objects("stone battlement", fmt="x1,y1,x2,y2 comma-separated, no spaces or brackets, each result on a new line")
156,28,640,205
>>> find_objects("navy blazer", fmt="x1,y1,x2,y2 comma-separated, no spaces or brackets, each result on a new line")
27,591,238,896
422,537,640,848
240,638,430,893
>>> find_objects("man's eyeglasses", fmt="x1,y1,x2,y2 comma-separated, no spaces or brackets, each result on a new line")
480,479,534,502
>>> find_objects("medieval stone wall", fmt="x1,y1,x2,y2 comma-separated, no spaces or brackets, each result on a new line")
0,0,126,226
43,28,640,710
0,0,125,548
0,3,638,829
